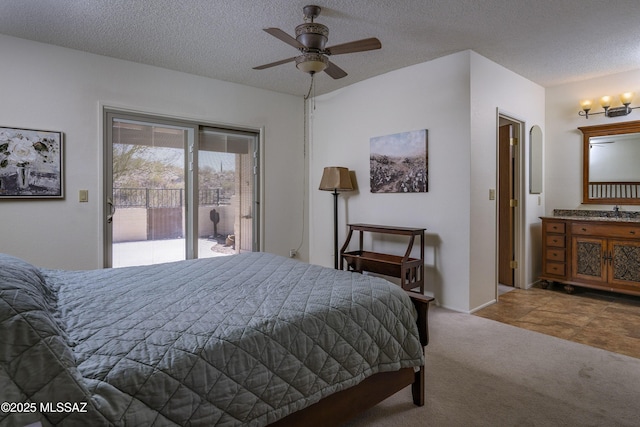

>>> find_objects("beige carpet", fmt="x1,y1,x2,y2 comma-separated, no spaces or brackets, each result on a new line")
344,307,640,426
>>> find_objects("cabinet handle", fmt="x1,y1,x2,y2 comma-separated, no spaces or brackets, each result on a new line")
581,227,587,232
630,230,636,235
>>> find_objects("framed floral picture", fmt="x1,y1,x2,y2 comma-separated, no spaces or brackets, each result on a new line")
0,126,64,198
370,129,428,193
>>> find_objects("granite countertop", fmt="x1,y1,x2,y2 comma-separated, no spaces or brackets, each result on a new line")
542,209,640,223
543,215,640,223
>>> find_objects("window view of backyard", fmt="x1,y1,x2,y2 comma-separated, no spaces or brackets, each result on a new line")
110,120,255,267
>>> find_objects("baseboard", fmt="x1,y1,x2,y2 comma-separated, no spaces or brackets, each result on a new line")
469,298,497,314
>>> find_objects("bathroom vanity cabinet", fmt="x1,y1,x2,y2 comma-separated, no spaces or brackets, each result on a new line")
541,216,640,296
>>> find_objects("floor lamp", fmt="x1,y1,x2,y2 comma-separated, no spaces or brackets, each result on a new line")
319,166,355,269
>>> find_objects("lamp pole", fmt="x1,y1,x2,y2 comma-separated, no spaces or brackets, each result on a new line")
318,166,354,270
331,188,339,269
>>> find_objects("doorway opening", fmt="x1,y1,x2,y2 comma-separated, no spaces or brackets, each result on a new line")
497,114,524,294
104,110,260,268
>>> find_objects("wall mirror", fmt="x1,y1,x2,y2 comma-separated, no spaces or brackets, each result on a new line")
529,125,543,194
579,120,640,205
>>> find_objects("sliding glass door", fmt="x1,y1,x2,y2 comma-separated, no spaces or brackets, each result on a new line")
104,110,259,268
198,127,259,257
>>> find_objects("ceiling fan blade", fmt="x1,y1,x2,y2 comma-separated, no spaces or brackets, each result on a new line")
324,60,348,79
253,56,297,70
325,37,381,55
263,28,305,50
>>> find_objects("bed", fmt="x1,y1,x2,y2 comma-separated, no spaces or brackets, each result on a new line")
0,251,432,426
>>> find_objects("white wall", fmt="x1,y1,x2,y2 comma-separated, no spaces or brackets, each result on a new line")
545,68,640,213
309,51,545,312
310,52,472,311
0,35,306,269
469,52,546,310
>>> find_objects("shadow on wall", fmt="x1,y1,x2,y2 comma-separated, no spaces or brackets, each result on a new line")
423,233,442,304
529,221,542,282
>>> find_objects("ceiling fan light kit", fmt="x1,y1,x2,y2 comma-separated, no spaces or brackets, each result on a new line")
296,53,328,74
253,4,381,79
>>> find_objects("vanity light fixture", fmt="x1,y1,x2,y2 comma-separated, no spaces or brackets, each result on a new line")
579,92,640,119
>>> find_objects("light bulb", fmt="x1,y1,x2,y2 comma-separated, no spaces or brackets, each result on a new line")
620,92,634,106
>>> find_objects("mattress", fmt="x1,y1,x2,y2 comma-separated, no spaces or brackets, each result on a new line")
0,252,423,426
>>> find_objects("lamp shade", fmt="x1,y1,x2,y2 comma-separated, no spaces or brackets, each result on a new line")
319,166,354,191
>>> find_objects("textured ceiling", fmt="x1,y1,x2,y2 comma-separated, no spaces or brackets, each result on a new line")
1,0,639,96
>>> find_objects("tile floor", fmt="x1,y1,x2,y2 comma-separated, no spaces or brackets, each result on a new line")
474,283,640,359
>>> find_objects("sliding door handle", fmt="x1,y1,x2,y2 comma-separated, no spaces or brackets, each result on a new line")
107,198,116,224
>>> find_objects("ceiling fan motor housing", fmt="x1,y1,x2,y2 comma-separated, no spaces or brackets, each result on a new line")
295,23,328,51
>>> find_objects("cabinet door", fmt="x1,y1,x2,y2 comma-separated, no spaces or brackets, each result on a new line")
609,239,640,288
572,236,607,283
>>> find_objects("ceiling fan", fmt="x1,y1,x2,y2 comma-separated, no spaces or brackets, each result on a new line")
253,5,381,79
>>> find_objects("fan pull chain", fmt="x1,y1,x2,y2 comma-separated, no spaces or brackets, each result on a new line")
304,73,315,101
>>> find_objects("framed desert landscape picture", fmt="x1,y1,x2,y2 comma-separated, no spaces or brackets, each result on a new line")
0,126,64,198
370,129,428,193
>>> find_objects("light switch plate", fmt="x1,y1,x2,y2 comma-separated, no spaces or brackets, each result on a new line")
489,189,496,200
79,190,89,202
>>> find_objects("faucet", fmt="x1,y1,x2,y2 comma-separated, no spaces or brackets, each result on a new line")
613,205,620,217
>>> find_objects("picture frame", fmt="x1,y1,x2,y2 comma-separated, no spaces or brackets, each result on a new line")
0,126,64,199
370,129,428,193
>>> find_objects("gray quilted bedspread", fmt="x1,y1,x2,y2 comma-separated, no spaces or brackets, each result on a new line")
0,252,423,426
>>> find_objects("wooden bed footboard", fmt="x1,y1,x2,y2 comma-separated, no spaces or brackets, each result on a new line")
407,291,435,347
270,291,434,426
407,291,434,407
